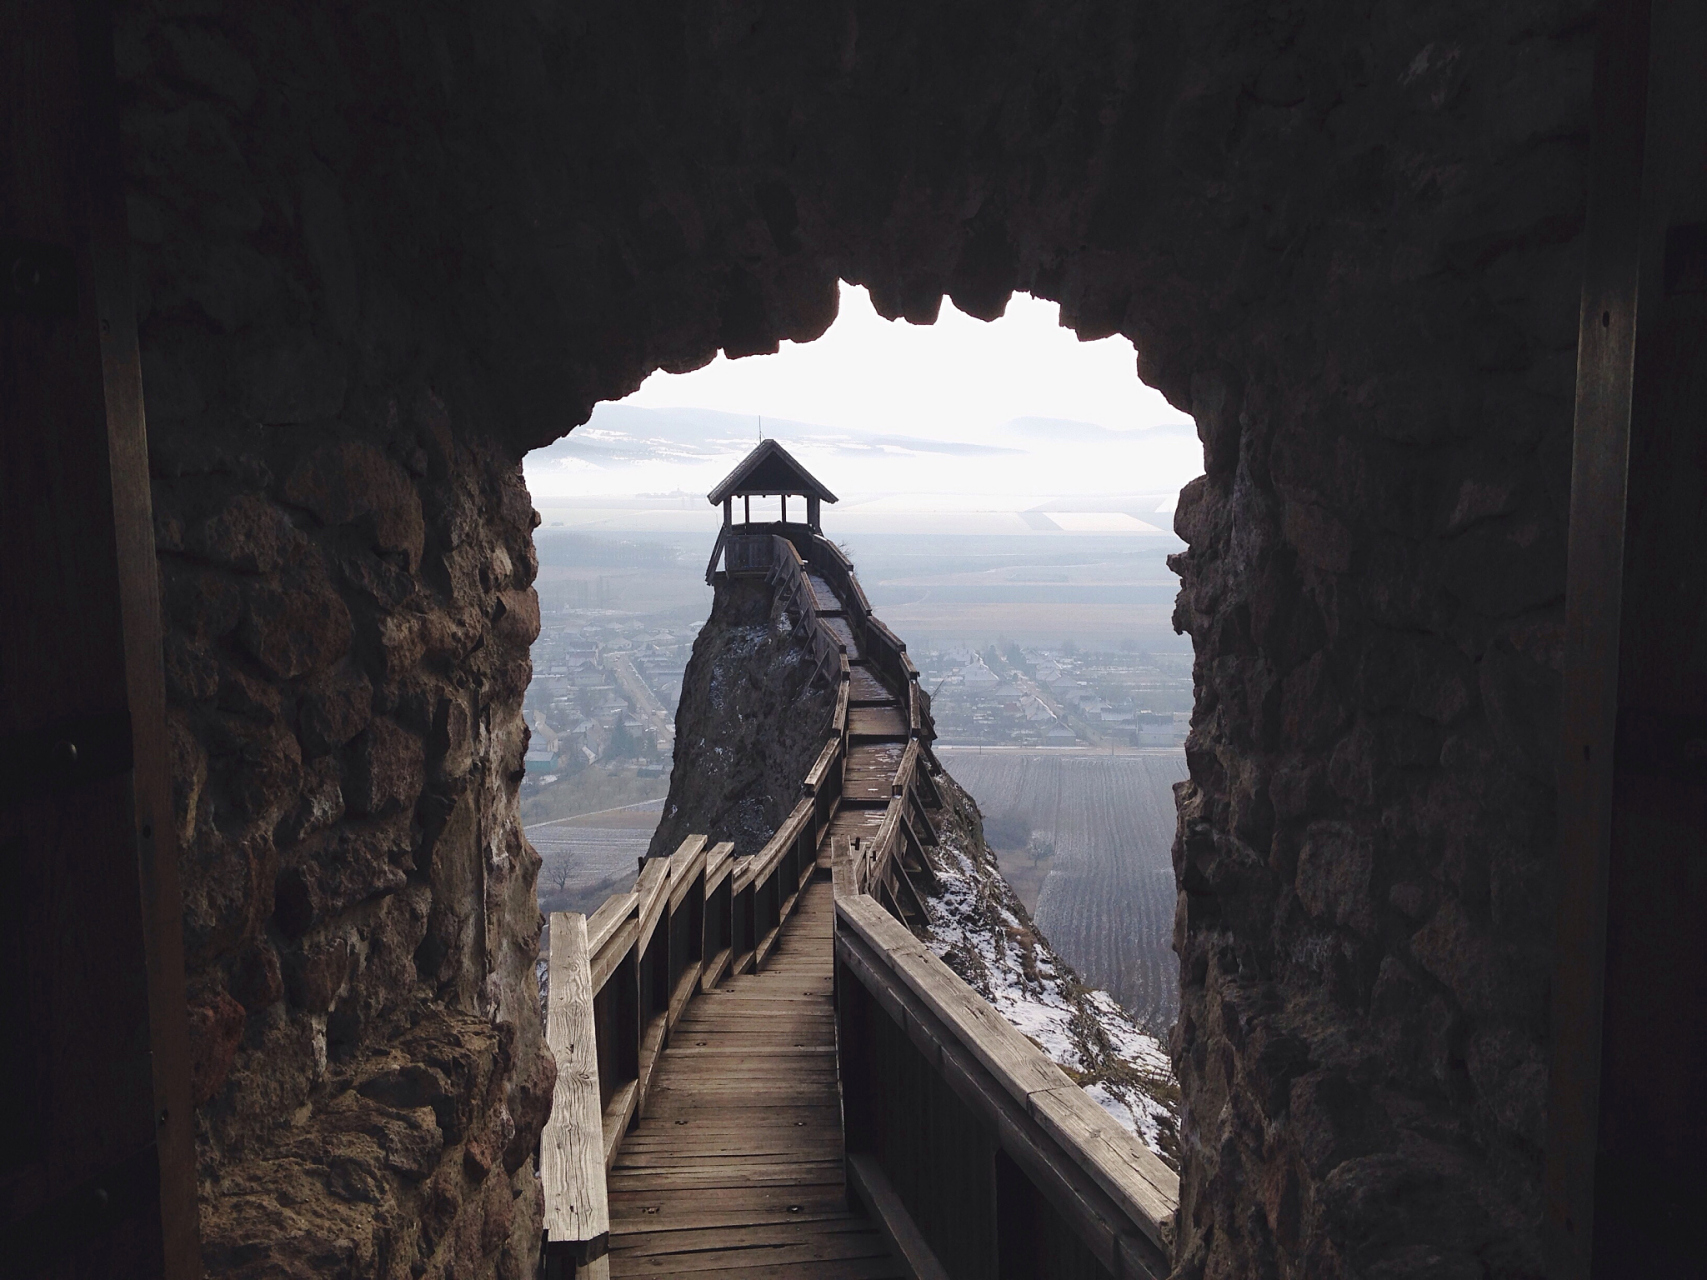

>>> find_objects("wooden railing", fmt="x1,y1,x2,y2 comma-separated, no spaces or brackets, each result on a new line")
800,535,937,740
700,524,943,933
541,529,1179,1278
540,828,812,1277
832,891,1180,1280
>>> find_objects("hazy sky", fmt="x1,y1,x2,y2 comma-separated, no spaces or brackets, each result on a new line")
625,283,1188,441
526,283,1203,522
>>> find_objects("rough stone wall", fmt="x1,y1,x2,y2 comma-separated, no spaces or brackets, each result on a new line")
118,7,559,1272
119,0,1593,1275
147,407,551,1279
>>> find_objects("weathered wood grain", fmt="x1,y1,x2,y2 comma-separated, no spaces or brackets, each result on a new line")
543,912,610,1264
834,892,1180,1256
667,835,708,912
634,859,671,960
607,881,904,1279
704,840,735,890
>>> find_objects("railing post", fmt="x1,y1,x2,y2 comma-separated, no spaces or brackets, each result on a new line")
541,912,611,1277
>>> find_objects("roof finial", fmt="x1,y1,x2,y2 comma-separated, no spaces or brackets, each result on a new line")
758,414,763,440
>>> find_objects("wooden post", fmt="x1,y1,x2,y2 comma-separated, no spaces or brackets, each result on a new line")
723,496,732,528
808,495,820,530
1543,0,1667,1275
542,914,610,1275
1,2,198,1274
1549,6,1707,1273
781,493,788,522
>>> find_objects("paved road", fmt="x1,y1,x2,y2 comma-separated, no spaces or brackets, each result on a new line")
607,651,676,747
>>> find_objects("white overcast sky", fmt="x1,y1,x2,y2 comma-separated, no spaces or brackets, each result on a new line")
625,283,1187,441
528,283,1203,512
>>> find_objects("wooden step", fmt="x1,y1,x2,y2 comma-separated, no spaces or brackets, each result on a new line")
848,664,894,705
822,616,860,659
806,573,843,613
842,743,905,802
848,705,907,740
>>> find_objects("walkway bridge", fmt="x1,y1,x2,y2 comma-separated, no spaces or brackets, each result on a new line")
537,529,1180,1279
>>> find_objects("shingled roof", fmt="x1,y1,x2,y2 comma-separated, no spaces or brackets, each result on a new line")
706,439,838,505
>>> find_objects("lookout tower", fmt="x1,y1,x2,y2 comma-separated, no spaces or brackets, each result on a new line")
707,438,837,532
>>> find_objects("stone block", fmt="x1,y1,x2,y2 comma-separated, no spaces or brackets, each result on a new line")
239,579,353,680
190,494,304,574
346,716,426,817
284,936,350,1015
284,440,425,569
188,987,248,1105
274,818,411,938
299,665,374,757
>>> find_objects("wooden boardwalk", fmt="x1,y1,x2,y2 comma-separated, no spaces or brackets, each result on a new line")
805,573,841,613
596,559,921,1277
847,666,891,704
822,617,860,657
606,881,907,1278
543,528,1179,1279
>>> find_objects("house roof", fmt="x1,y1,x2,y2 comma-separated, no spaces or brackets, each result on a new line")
707,439,838,505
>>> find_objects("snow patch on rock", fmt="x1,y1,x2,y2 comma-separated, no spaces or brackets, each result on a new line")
924,780,1180,1168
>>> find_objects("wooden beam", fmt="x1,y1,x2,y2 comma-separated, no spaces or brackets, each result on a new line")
667,835,708,913
601,1080,638,1173
846,1152,952,1280
588,892,639,959
636,1012,668,1118
703,840,735,892
754,923,783,971
542,913,610,1267
748,798,814,885
666,962,701,1032
1543,0,1658,1275
1,3,199,1273
588,898,639,996
701,946,732,992
634,859,670,962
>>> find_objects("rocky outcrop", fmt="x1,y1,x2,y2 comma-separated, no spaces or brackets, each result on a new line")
647,567,1180,1168
647,577,836,862
119,0,1591,1274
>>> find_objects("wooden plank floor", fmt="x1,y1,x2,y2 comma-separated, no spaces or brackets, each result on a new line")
847,664,892,704
843,743,905,801
607,880,906,1278
806,573,842,613
822,616,860,658
847,705,907,739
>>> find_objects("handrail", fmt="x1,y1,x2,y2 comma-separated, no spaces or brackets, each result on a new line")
834,892,1179,1277
748,794,815,885
790,536,1180,1274
541,913,609,1275
703,524,727,584
542,827,799,1270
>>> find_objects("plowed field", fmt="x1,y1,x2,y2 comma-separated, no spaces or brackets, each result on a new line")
938,748,1186,1033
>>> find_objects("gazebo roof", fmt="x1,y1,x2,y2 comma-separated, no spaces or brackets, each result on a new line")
706,439,838,505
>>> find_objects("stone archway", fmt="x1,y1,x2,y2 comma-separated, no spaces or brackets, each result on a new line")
119,1,1593,1275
